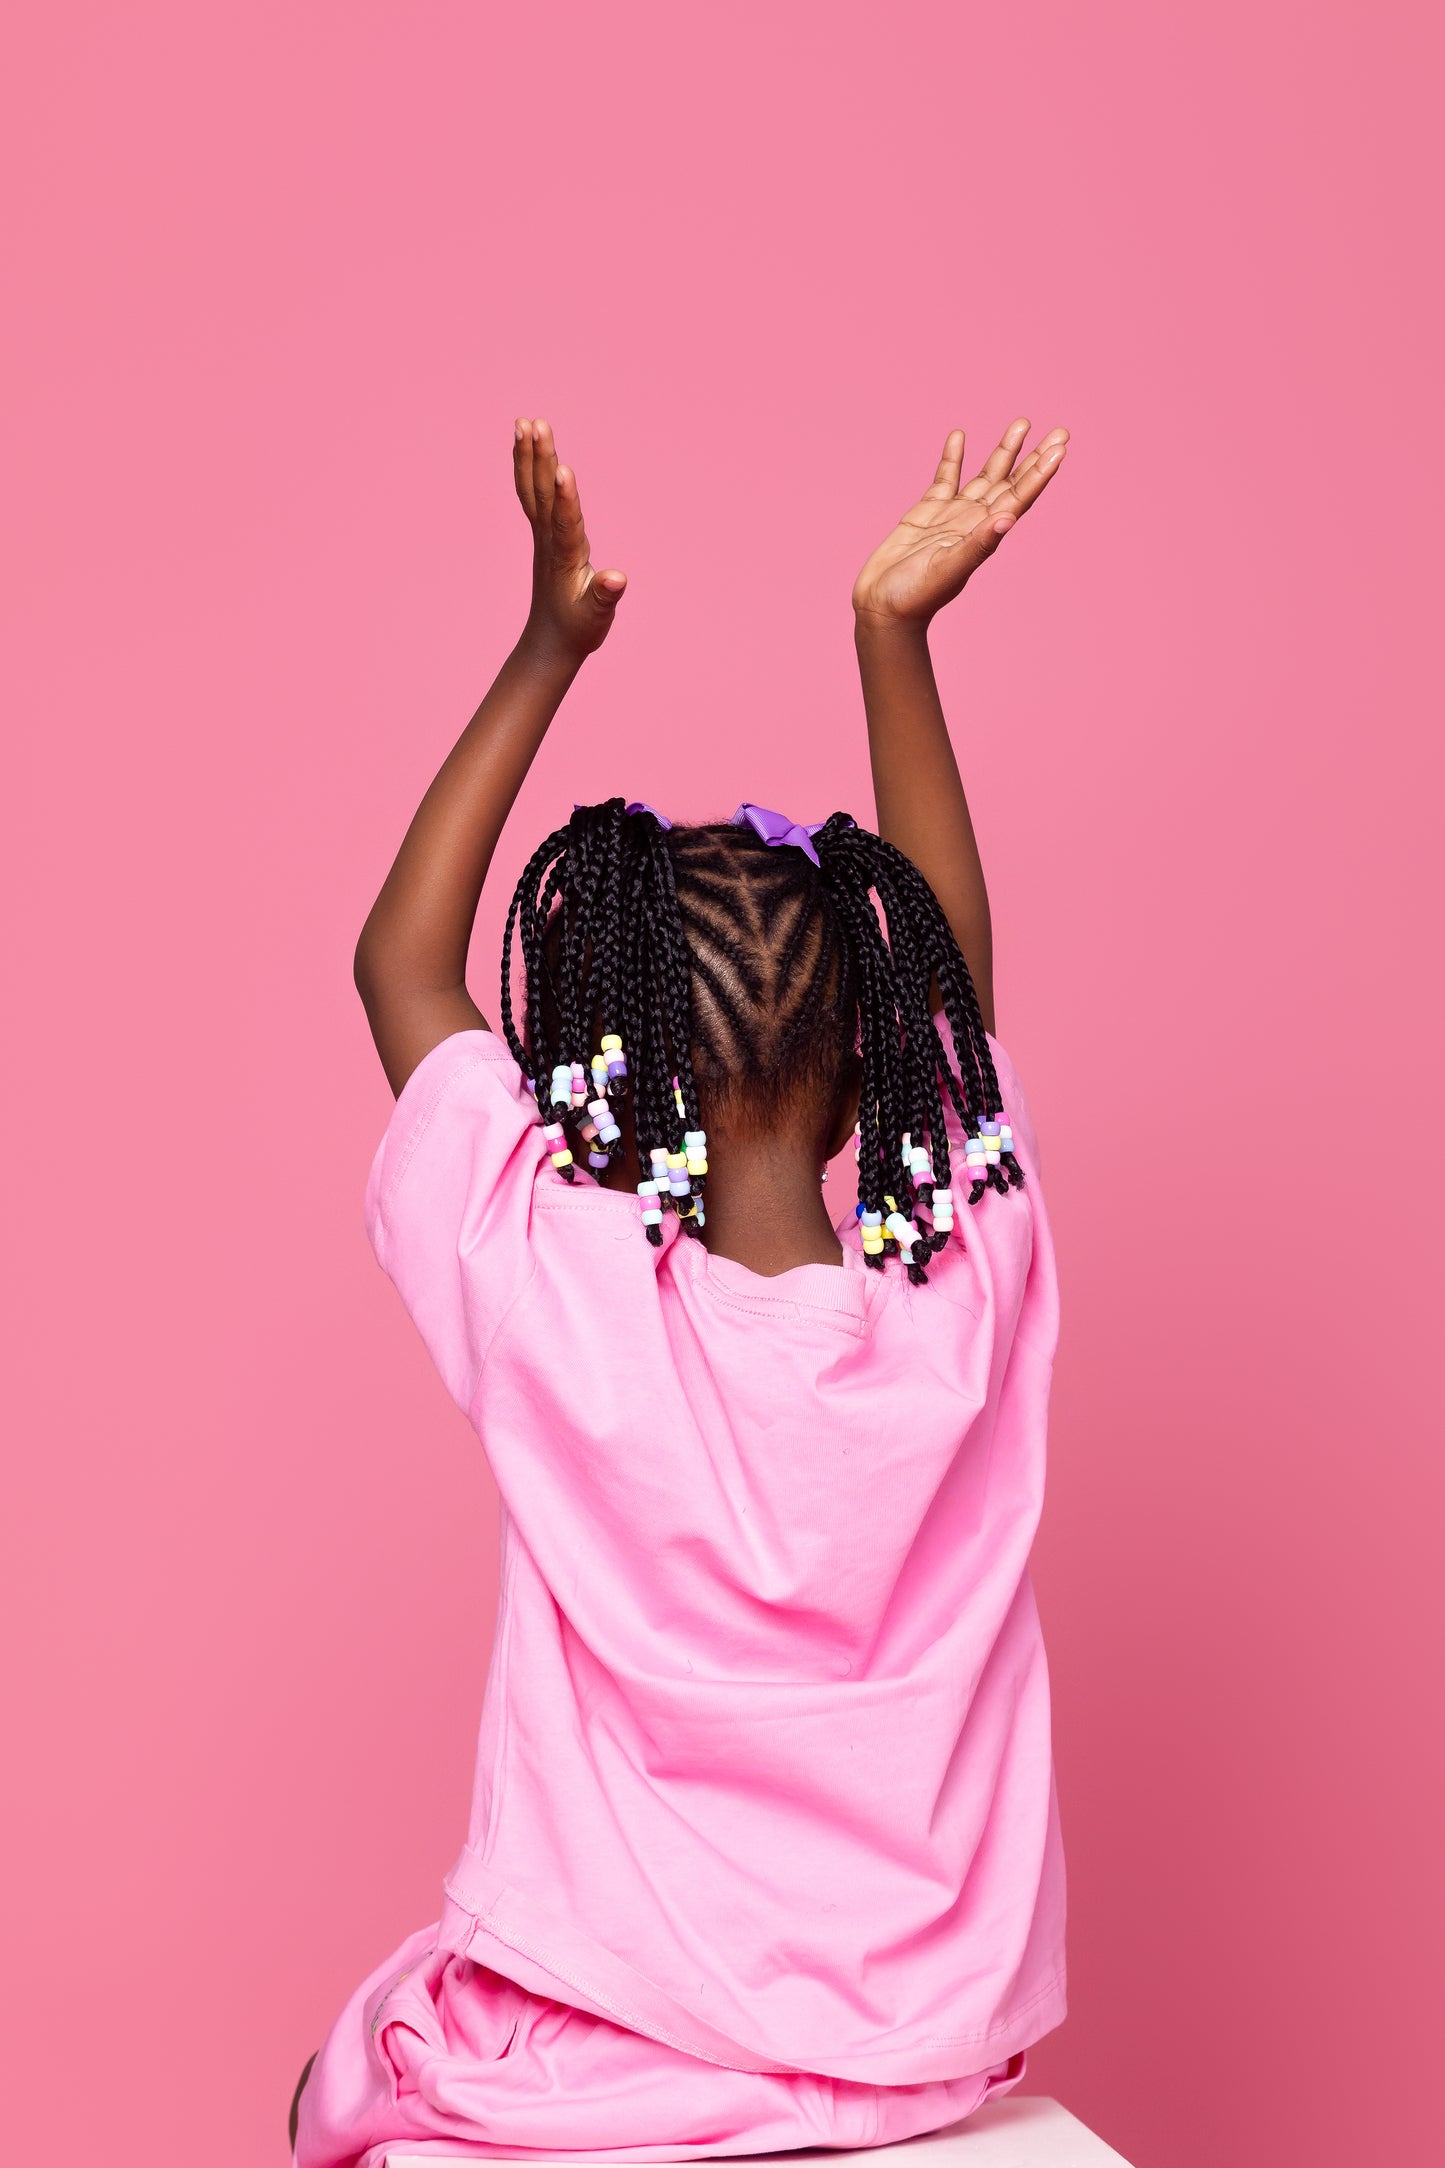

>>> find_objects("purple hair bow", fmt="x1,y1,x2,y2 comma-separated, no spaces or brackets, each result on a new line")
731,801,839,867
584,800,843,860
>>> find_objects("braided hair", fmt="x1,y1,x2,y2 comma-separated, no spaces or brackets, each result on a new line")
499,799,1023,1283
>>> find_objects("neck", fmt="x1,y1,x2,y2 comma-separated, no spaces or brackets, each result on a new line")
695,1127,843,1276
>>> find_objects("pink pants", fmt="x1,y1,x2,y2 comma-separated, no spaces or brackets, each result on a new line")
296,1927,1025,2168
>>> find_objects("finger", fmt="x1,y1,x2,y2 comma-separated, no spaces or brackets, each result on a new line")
513,418,536,520
551,463,591,568
1002,426,1068,494
924,428,967,500
990,431,1054,500
982,415,1031,485
531,418,557,523
985,439,1068,530
589,567,627,612
1000,436,1068,513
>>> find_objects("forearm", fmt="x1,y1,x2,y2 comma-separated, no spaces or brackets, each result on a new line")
355,627,580,1092
854,613,994,1032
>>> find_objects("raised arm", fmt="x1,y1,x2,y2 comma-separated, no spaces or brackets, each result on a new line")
354,419,627,1095
851,418,1068,1035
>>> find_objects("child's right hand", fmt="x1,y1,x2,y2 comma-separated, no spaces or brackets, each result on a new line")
514,418,628,662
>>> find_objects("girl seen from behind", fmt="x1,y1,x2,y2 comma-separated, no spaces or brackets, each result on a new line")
295,412,1070,2168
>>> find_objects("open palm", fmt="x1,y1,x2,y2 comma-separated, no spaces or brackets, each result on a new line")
852,418,1068,625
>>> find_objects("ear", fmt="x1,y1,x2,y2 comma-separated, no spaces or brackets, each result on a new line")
823,1052,863,1161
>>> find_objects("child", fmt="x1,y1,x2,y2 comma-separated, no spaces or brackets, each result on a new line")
295,414,1070,2168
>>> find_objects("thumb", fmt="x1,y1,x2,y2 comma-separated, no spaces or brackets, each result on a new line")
590,567,627,610
956,514,1013,569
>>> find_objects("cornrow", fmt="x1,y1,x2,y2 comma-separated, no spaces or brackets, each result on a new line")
498,801,1022,1278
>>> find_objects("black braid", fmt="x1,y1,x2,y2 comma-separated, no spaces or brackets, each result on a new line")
499,822,570,1082
498,802,1021,1277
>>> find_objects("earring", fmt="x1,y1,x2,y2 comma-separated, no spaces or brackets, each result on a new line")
820,1164,830,1183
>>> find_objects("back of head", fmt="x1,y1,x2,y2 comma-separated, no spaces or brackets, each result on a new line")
665,820,856,1132
500,799,1022,1281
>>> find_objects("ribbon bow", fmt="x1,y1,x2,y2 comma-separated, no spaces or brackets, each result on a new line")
625,800,673,830
731,801,827,867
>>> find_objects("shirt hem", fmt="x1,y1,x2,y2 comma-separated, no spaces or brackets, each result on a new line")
438,1855,1067,2086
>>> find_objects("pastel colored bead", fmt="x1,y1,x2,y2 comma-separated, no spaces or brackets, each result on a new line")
550,1065,572,1106
860,1210,882,1226
588,1149,610,1170
601,1034,622,1054
885,1212,913,1245
591,1057,610,1092
637,1178,663,1226
542,1121,566,1143
684,1130,707,1149
549,1148,574,1170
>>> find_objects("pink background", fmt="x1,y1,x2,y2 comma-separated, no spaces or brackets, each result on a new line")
4,4,1441,2164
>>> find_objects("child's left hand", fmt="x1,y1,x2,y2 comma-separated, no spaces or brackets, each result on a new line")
852,419,1068,626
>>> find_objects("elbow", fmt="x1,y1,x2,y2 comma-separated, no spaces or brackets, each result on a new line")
353,914,386,1013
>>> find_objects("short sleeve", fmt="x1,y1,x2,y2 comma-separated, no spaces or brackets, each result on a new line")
364,1029,543,1412
932,1014,1044,1178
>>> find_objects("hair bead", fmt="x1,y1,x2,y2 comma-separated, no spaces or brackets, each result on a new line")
587,1096,621,1145
884,1209,915,1251
636,1176,664,1235
541,1119,575,1179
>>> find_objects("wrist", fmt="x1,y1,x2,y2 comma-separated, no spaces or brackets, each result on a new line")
515,616,589,679
853,608,933,652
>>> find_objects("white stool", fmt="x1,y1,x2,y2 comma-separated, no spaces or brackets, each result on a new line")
386,2095,1133,2166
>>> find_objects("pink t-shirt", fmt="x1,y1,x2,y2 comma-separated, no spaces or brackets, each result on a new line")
364,1021,1066,2086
